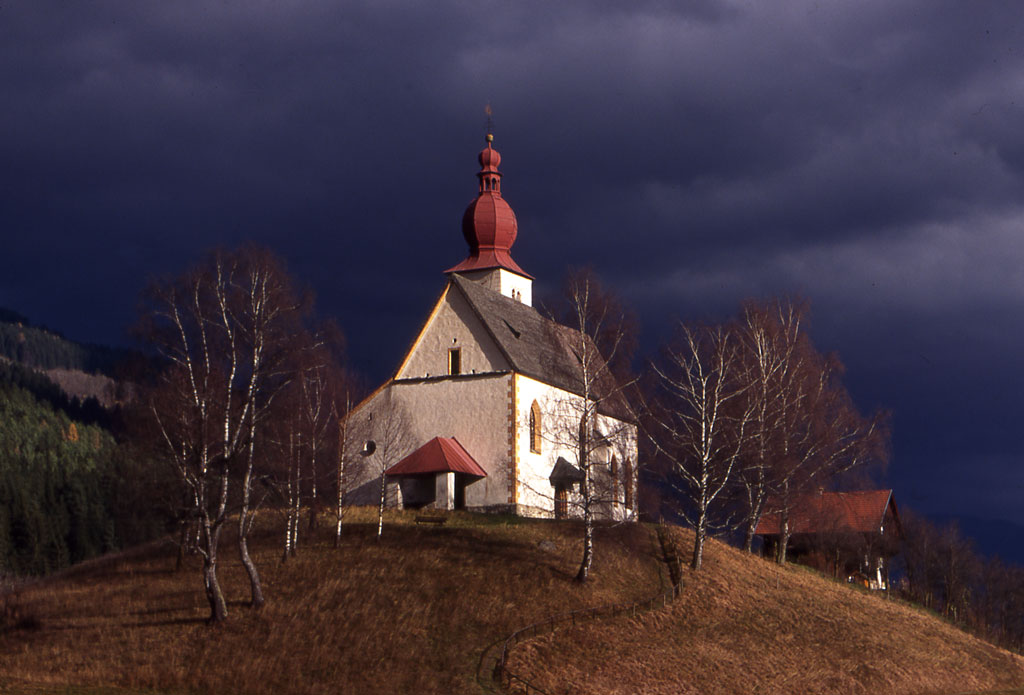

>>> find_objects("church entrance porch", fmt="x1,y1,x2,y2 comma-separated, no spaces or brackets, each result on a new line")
393,471,474,511
394,474,436,510
549,456,584,520
454,473,472,510
384,436,487,511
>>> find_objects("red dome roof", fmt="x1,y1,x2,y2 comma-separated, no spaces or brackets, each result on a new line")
478,139,501,172
446,135,532,278
461,191,517,249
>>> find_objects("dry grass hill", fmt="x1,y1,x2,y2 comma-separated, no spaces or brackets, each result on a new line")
1,509,1022,695
509,524,1024,695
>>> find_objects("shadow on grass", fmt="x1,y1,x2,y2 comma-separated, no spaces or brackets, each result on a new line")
120,616,207,629
127,605,195,618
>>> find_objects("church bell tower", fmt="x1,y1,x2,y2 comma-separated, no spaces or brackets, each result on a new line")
445,133,534,306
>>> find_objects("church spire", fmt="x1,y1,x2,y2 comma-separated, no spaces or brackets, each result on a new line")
445,129,534,298
476,134,502,195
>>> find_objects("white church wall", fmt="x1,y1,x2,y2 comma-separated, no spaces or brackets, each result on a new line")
515,374,577,516
459,268,533,306
594,413,639,522
389,377,512,508
397,284,512,380
515,374,638,521
344,374,514,510
342,386,411,507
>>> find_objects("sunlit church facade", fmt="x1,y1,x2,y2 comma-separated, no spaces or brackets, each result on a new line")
346,134,637,520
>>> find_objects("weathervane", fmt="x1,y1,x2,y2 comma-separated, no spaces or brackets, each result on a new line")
484,103,494,142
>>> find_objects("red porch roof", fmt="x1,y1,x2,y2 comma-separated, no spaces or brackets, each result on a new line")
755,489,896,536
385,437,487,478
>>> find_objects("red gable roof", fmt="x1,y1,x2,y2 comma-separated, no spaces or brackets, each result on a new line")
755,490,896,536
385,437,487,478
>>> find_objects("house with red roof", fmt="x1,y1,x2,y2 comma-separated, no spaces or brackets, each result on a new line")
755,489,901,589
344,133,638,520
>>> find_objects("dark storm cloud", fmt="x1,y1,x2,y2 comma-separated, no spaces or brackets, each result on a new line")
2,1,1023,526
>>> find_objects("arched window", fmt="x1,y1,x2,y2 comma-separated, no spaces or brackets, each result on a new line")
623,458,633,512
529,400,542,453
610,456,619,504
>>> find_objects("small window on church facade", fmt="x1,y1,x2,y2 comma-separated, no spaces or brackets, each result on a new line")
448,348,461,376
529,400,542,453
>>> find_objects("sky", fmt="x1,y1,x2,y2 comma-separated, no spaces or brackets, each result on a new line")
2,1,1023,535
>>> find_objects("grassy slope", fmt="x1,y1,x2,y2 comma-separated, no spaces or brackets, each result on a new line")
2,515,1022,695
507,525,1024,695
0,509,662,694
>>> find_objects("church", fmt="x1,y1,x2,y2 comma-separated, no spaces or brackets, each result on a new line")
346,133,638,520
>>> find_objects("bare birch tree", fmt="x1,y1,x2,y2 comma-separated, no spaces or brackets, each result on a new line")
282,426,301,559
647,321,753,570
299,359,330,534
142,261,242,621
278,324,345,559
335,390,354,547
146,352,228,621
299,322,345,534
342,392,412,540
736,298,807,552
140,246,308,619
547,269,637,583
768,350,887,564
233,249,308,606
733,299,888,564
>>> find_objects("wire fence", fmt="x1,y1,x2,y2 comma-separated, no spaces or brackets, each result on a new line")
482,524,685,694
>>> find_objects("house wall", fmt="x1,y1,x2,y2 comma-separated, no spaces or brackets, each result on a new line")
514,374,638,521
397,285,511,380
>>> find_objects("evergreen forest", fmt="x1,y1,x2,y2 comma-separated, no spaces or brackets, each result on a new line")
0,334,167,577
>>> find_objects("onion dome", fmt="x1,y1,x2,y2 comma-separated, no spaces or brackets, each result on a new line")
445,134,532,278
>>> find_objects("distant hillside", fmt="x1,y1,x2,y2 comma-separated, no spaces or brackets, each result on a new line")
0,360,110,429
0,307,142,412
1,512,1022,694
0,307,134,377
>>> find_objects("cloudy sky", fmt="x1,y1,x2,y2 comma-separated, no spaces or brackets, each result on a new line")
2,1,1023,532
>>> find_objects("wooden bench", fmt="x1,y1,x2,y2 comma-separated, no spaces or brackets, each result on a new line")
415,514,448,525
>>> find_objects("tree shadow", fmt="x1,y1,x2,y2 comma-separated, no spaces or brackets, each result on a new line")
120,616,207,628
227,599,259,609
128,605,193,618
